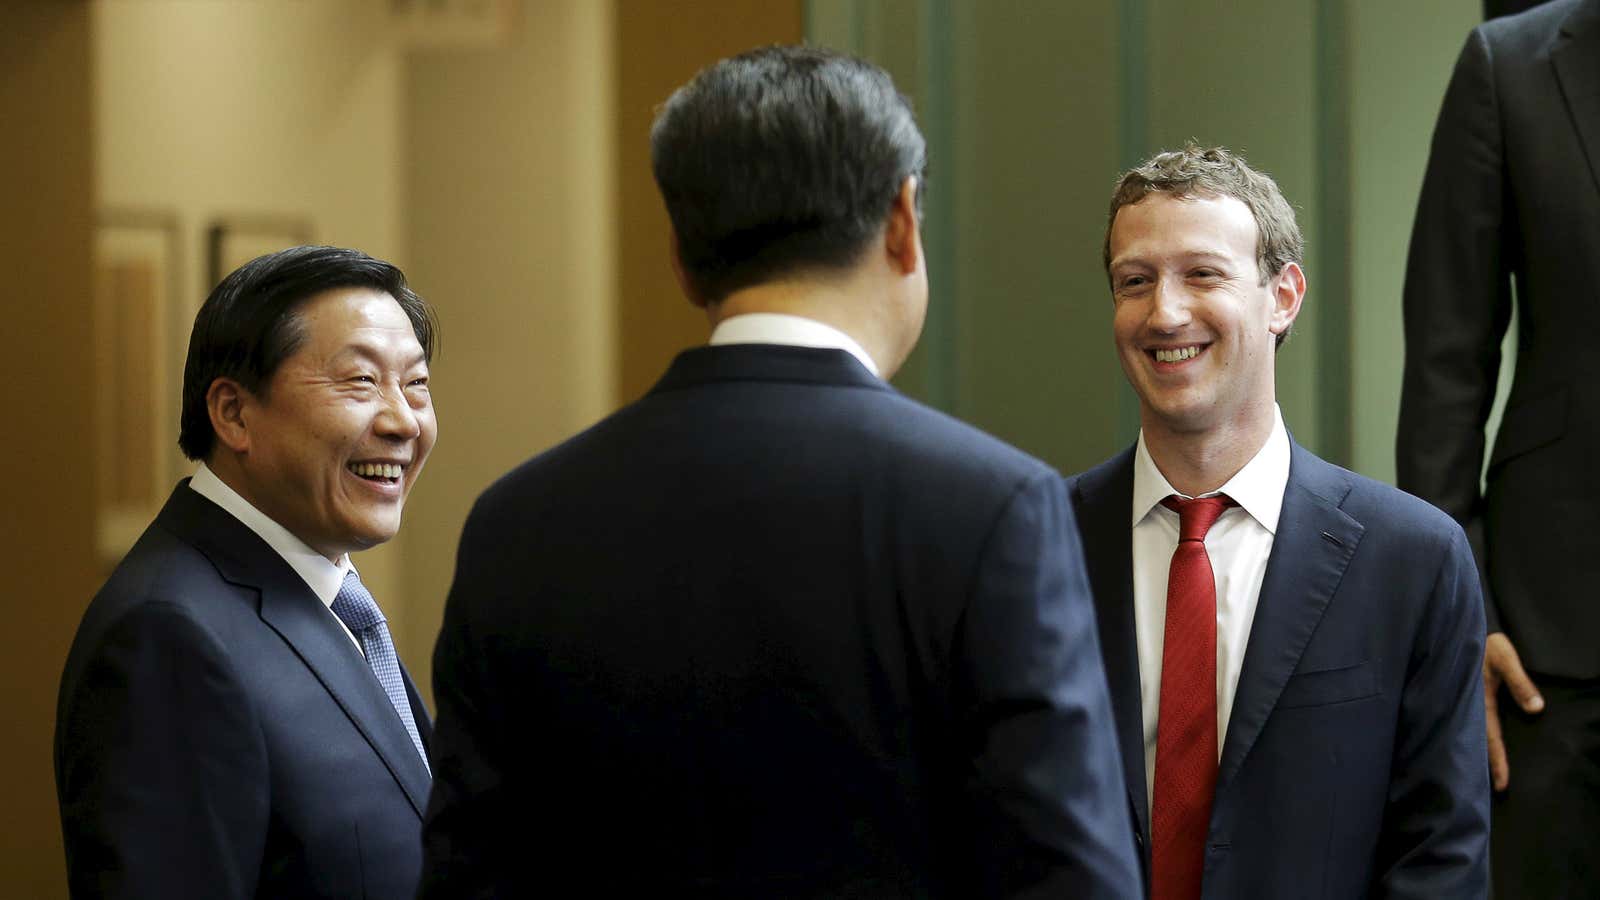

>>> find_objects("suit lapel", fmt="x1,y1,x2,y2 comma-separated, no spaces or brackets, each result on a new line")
256,584,434,816
1070,450,1151,863
1552,0,1600,201
163,484,433,817
1216,444,1363,791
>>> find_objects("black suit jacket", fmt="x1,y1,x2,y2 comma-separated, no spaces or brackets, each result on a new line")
55,483,433,899
1398,0,1600,678
1068,442,1489,899
420,345,1140,898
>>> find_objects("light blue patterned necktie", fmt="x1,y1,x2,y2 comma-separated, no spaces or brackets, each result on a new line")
331,570,430,774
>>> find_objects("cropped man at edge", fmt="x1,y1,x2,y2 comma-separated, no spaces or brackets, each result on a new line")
1399,1,1600,895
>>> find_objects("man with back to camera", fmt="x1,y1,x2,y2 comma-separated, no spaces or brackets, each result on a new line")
1398,1,1600,895
56,246,438,898
1065,145,1489,899
419,46,1140,898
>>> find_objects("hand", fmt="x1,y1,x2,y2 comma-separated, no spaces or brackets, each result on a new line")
1484,631,1543,791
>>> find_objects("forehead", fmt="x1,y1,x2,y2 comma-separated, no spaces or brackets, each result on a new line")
1109,192,1258,264
291,287,420,356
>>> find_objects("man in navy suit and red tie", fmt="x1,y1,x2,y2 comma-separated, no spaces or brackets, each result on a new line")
1065,145,1489,899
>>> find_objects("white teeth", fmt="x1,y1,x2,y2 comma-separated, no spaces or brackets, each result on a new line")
349,463,402,479
1155,346,1200,363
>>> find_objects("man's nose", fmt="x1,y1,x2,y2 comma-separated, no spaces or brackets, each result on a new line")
1147,279,1192,330
375,384,422,440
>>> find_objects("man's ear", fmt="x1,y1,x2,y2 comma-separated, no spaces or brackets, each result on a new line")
883,176,922,277
207,377,253,454
668,230,709,309
1268,261,1306,338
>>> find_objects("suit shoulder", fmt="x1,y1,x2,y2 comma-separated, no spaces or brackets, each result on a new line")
1317,459,1468,548
874,390,1058,480
1063,448,1130,493
1478,0,1579,53
474,382,1058,515
74,526,250,649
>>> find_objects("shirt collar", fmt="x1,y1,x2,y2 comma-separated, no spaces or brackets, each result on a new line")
708,313,881,378
188,462,353,606
1131,404,1291,534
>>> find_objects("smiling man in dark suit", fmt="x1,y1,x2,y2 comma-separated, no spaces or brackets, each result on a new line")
1398,1,1600,895
1067,145,1488,899
420,46,1138,899
56,246,438,898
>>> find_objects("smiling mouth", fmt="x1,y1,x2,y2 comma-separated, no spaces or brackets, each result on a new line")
1150,344,1205,363
348,462,404,485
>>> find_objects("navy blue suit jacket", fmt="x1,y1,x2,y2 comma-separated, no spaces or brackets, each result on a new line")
55,483,433,899
1067,442,1489,899
421,345,1140,898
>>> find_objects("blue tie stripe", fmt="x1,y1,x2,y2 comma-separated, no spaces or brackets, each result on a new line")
331,571,430,775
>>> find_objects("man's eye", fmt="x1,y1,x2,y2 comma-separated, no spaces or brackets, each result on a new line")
407,377,429,389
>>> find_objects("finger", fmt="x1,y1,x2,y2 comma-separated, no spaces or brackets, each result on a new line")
1493,644,1544,714
1485,691,1509,791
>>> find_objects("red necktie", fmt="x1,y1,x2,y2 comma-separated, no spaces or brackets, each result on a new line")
1151,494,1235,900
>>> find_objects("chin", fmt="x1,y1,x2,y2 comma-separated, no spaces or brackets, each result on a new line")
342,519,403,553
1142,398,1216,434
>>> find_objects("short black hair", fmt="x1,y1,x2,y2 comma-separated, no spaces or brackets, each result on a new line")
650,45,927,304
177,245,437,461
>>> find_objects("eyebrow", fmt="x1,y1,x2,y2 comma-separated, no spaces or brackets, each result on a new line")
1110,249,1236,270
329,342,428,370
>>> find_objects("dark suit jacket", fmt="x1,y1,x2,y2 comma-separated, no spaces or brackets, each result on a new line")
1398,0,1600,678
420,345,1140,899
1067,442,1489,899
55,482,433,899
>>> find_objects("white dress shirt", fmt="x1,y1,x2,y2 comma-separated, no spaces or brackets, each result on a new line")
1130,405,1291,811
708,312,881,377
188,462,363,652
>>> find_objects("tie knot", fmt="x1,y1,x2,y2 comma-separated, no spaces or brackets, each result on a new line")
331,570,386,634
1161,494,1236,542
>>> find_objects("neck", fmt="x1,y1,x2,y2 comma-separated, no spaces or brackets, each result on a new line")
707,276,904,377
204,452,257,508
201,453,344,564
1141,403,1277,497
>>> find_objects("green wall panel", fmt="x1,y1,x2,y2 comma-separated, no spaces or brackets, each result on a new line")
809,0,1493,484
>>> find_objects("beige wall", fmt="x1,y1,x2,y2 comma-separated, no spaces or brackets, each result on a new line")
93,0,413,627
399,0,619,698
614,0,804,404
0,4,94,894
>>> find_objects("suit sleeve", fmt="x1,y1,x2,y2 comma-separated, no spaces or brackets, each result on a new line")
418,503,513,900
955,472,1141,900
1374,525,1491,899
55,602,269,899
1396,25,1511,632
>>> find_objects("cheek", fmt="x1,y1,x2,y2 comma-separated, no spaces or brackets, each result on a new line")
1111,306,1139,344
